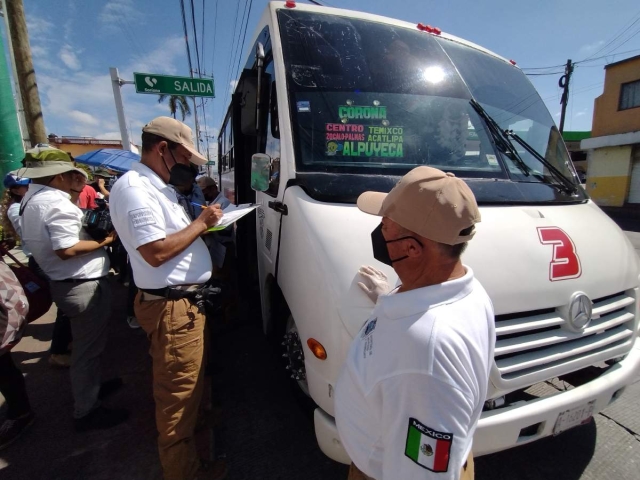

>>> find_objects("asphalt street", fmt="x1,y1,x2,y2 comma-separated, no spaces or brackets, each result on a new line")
0,232,639,480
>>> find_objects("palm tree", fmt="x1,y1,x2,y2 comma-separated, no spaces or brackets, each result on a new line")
157,95,191,120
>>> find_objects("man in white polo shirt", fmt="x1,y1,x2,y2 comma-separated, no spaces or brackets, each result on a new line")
17,146,127,431
109,117,225,480
335,166,495,480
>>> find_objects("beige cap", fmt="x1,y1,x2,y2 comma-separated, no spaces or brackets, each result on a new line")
357,166,481,245
196,176,217,189
142,116,207,166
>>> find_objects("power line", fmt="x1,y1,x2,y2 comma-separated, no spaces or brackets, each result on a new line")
526,71,565,76
523,13,640,71
201,0,206,75
220,0,243,126
232,0,254,87
580,12,640,62
522,63,567,71
179,0,194,75
218,0,255,131
189,0,202,75
210,0,218,73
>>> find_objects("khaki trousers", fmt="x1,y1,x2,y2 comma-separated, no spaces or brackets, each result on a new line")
348,451,474,480
135,292,205,480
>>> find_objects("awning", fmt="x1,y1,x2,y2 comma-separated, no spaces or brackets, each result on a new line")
74,148,140,172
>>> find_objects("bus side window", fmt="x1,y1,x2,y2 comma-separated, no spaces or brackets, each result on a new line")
266,75,281,197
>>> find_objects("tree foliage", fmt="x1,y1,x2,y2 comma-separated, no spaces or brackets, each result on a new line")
157,95,192,120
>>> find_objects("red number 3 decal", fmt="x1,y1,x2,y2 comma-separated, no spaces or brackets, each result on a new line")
537,227,582,281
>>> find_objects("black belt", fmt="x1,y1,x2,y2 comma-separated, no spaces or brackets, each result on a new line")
54,276,107,283
140,286,200,300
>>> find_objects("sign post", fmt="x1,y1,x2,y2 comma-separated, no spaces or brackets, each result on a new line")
133,73,215,98
110,67,133,151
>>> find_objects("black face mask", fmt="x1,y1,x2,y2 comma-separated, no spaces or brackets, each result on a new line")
169,164,196,193
371,223,423,266
163,149,196,193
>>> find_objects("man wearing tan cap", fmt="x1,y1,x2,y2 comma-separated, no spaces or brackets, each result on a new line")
109,117,226,480
335,166,495,480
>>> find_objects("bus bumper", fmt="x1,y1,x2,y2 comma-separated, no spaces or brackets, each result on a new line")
314,337,640,463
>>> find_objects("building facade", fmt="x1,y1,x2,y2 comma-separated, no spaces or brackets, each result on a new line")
581,55,640,206
47,134,123,158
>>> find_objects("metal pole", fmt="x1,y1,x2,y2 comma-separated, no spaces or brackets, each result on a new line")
192,96,201,152
110,67,132,151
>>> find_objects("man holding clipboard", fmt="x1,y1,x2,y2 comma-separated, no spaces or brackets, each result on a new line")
109,117,227,480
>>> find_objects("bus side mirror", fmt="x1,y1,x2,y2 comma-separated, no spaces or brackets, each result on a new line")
250,153,271,192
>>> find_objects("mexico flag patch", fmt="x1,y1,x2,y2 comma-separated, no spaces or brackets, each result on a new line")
404,418,452,472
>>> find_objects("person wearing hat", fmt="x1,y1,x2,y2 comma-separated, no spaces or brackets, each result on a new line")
91,167,114,199
17,146,128,431
109,117,225,480
196,176,230,209
335,166,495,480
1,173,31,252
1,172,76,369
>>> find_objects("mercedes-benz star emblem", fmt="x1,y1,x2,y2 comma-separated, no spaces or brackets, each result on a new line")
568,293,593,331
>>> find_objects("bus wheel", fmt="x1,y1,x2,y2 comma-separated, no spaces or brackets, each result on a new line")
282,314,310,397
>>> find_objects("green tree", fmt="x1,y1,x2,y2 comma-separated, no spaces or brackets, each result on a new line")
157,95,191,120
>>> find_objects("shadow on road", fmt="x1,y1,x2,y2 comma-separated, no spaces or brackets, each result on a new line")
476,420,596,480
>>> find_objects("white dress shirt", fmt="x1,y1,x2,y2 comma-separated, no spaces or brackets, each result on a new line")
20,184,110,281
7,202,31,257
109,162,212,289
335,267,495,480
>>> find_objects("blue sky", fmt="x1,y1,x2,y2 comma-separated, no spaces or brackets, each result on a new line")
5,0,640,161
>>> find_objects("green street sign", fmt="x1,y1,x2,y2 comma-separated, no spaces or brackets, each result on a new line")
133,72,214,97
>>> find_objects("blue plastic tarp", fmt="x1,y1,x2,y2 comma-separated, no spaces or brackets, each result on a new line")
74,148,140,172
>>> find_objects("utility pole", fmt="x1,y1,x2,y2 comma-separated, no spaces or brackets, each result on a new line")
192,96,201,152
558,59,574,134
109,67,132,151
5,0,46,146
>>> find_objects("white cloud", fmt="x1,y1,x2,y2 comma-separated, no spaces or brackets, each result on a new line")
25,16,55,40
68,110,100,127
98,0,142,27
122,37,185,78
579,40,605,55
95,131,122,140
230,79,239,90
30,45,49,59
59,45,81,70
29,24,186,143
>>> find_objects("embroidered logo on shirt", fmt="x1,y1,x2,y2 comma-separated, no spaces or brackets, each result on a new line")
129,207,156,228
361,318,377,338
404,418,452,473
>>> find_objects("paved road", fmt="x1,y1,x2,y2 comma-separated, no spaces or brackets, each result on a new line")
1,235,639,479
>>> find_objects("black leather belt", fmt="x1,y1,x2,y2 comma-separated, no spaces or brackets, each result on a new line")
54,276,107,283
140,286,200,300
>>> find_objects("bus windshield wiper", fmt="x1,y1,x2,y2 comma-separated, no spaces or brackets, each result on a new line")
470,99,531,178
470,99,578,195
505,130,579,195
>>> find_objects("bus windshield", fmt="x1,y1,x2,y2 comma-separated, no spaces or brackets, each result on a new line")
277,9,583,196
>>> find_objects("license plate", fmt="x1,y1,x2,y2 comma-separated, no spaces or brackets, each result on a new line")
553,400,596,435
